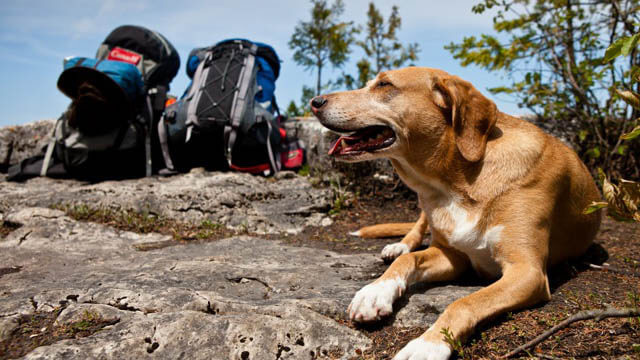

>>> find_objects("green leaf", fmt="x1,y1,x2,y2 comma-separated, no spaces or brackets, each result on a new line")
621,33,640,57
604,36,627,63
586,146,601,159
617,144,628,155
578,129,588,141
631,66,640,84
583,201,608,215
621,125,640,140
488,86,515,94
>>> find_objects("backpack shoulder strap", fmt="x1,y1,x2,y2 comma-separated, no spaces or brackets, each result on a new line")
40,116,63,177
185,51,212,142
157,111,176,173
224,43,258,166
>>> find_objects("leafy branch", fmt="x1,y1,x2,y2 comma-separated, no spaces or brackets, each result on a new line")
584,31,640,223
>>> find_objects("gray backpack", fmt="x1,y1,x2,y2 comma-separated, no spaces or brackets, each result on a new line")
157,39,285,176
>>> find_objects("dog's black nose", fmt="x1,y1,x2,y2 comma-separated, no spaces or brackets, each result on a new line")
310,96,328,109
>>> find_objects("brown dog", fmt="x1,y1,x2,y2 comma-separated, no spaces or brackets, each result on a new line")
311,67,601,360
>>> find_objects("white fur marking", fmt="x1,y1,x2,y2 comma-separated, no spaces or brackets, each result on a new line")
349,230,361,237
381,242,410,261
430,199,503,277
393,338,452,360
476,225,504,275
446,201,480,244
348,278,406,322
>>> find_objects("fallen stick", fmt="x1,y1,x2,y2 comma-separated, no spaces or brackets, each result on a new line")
502,307,640,358
585,262,640,278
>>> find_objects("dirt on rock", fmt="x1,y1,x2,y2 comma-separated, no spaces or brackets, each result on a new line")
0,306,119,359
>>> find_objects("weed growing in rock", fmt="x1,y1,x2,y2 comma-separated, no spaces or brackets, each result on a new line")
201,219,222,230
328,176,353,216
64,310,111,335
51,204,238,249
0,306,118,359
297,164,311,177
441,327,465,358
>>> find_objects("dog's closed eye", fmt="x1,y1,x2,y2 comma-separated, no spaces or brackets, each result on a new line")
376,80,393,88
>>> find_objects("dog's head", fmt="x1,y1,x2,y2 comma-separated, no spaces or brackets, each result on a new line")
312,67,498,172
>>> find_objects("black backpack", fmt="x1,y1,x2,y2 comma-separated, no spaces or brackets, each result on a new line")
157,39,302,176
7,25,180,182
97,25,179,96
96,25,180,176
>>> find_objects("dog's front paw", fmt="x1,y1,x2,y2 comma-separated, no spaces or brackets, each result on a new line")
393,338,452,360
381,242,410,262
348,278,405,322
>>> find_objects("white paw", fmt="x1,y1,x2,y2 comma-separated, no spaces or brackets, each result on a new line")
393,338,452,360
347,278,405,322
381,242,410,262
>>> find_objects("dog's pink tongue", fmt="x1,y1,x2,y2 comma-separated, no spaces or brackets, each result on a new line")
328,134,359,155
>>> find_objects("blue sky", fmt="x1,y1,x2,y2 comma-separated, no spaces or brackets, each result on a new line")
0,0,524,127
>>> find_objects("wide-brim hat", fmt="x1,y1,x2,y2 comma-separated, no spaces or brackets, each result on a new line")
57,66,134,121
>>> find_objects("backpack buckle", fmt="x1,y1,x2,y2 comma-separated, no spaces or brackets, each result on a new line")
226,147,233,166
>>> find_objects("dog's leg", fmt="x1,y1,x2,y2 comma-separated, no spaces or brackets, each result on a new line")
393,263,551,360
381,210,429,262
348,244,468,322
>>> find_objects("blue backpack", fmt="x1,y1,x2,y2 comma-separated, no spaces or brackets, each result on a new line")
158,39,303,176
59,57,144,121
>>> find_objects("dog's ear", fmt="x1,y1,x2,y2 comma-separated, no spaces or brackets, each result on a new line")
432,76,497,162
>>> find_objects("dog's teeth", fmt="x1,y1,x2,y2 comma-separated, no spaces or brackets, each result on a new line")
341,139,347,149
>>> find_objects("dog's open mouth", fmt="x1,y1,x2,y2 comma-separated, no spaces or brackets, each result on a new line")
328,125,396,156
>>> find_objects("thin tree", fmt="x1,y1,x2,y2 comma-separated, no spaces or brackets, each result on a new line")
289,0,358,95
345,3,420,89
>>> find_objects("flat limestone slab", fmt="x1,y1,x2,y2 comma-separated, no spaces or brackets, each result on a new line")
1,208,479,359
0,170,333,235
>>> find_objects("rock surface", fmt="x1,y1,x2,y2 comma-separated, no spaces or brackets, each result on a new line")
0,119,54,169
0,170,332,235
0,206,479,359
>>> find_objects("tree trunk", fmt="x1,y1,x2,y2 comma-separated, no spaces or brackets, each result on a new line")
316,63,323,96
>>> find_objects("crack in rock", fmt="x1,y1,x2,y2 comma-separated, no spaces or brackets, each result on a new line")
176,205,216,215
226,276,273,291
0,265,22,279
17,231,32,246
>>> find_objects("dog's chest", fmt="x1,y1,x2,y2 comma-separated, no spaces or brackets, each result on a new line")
427,201,503,277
